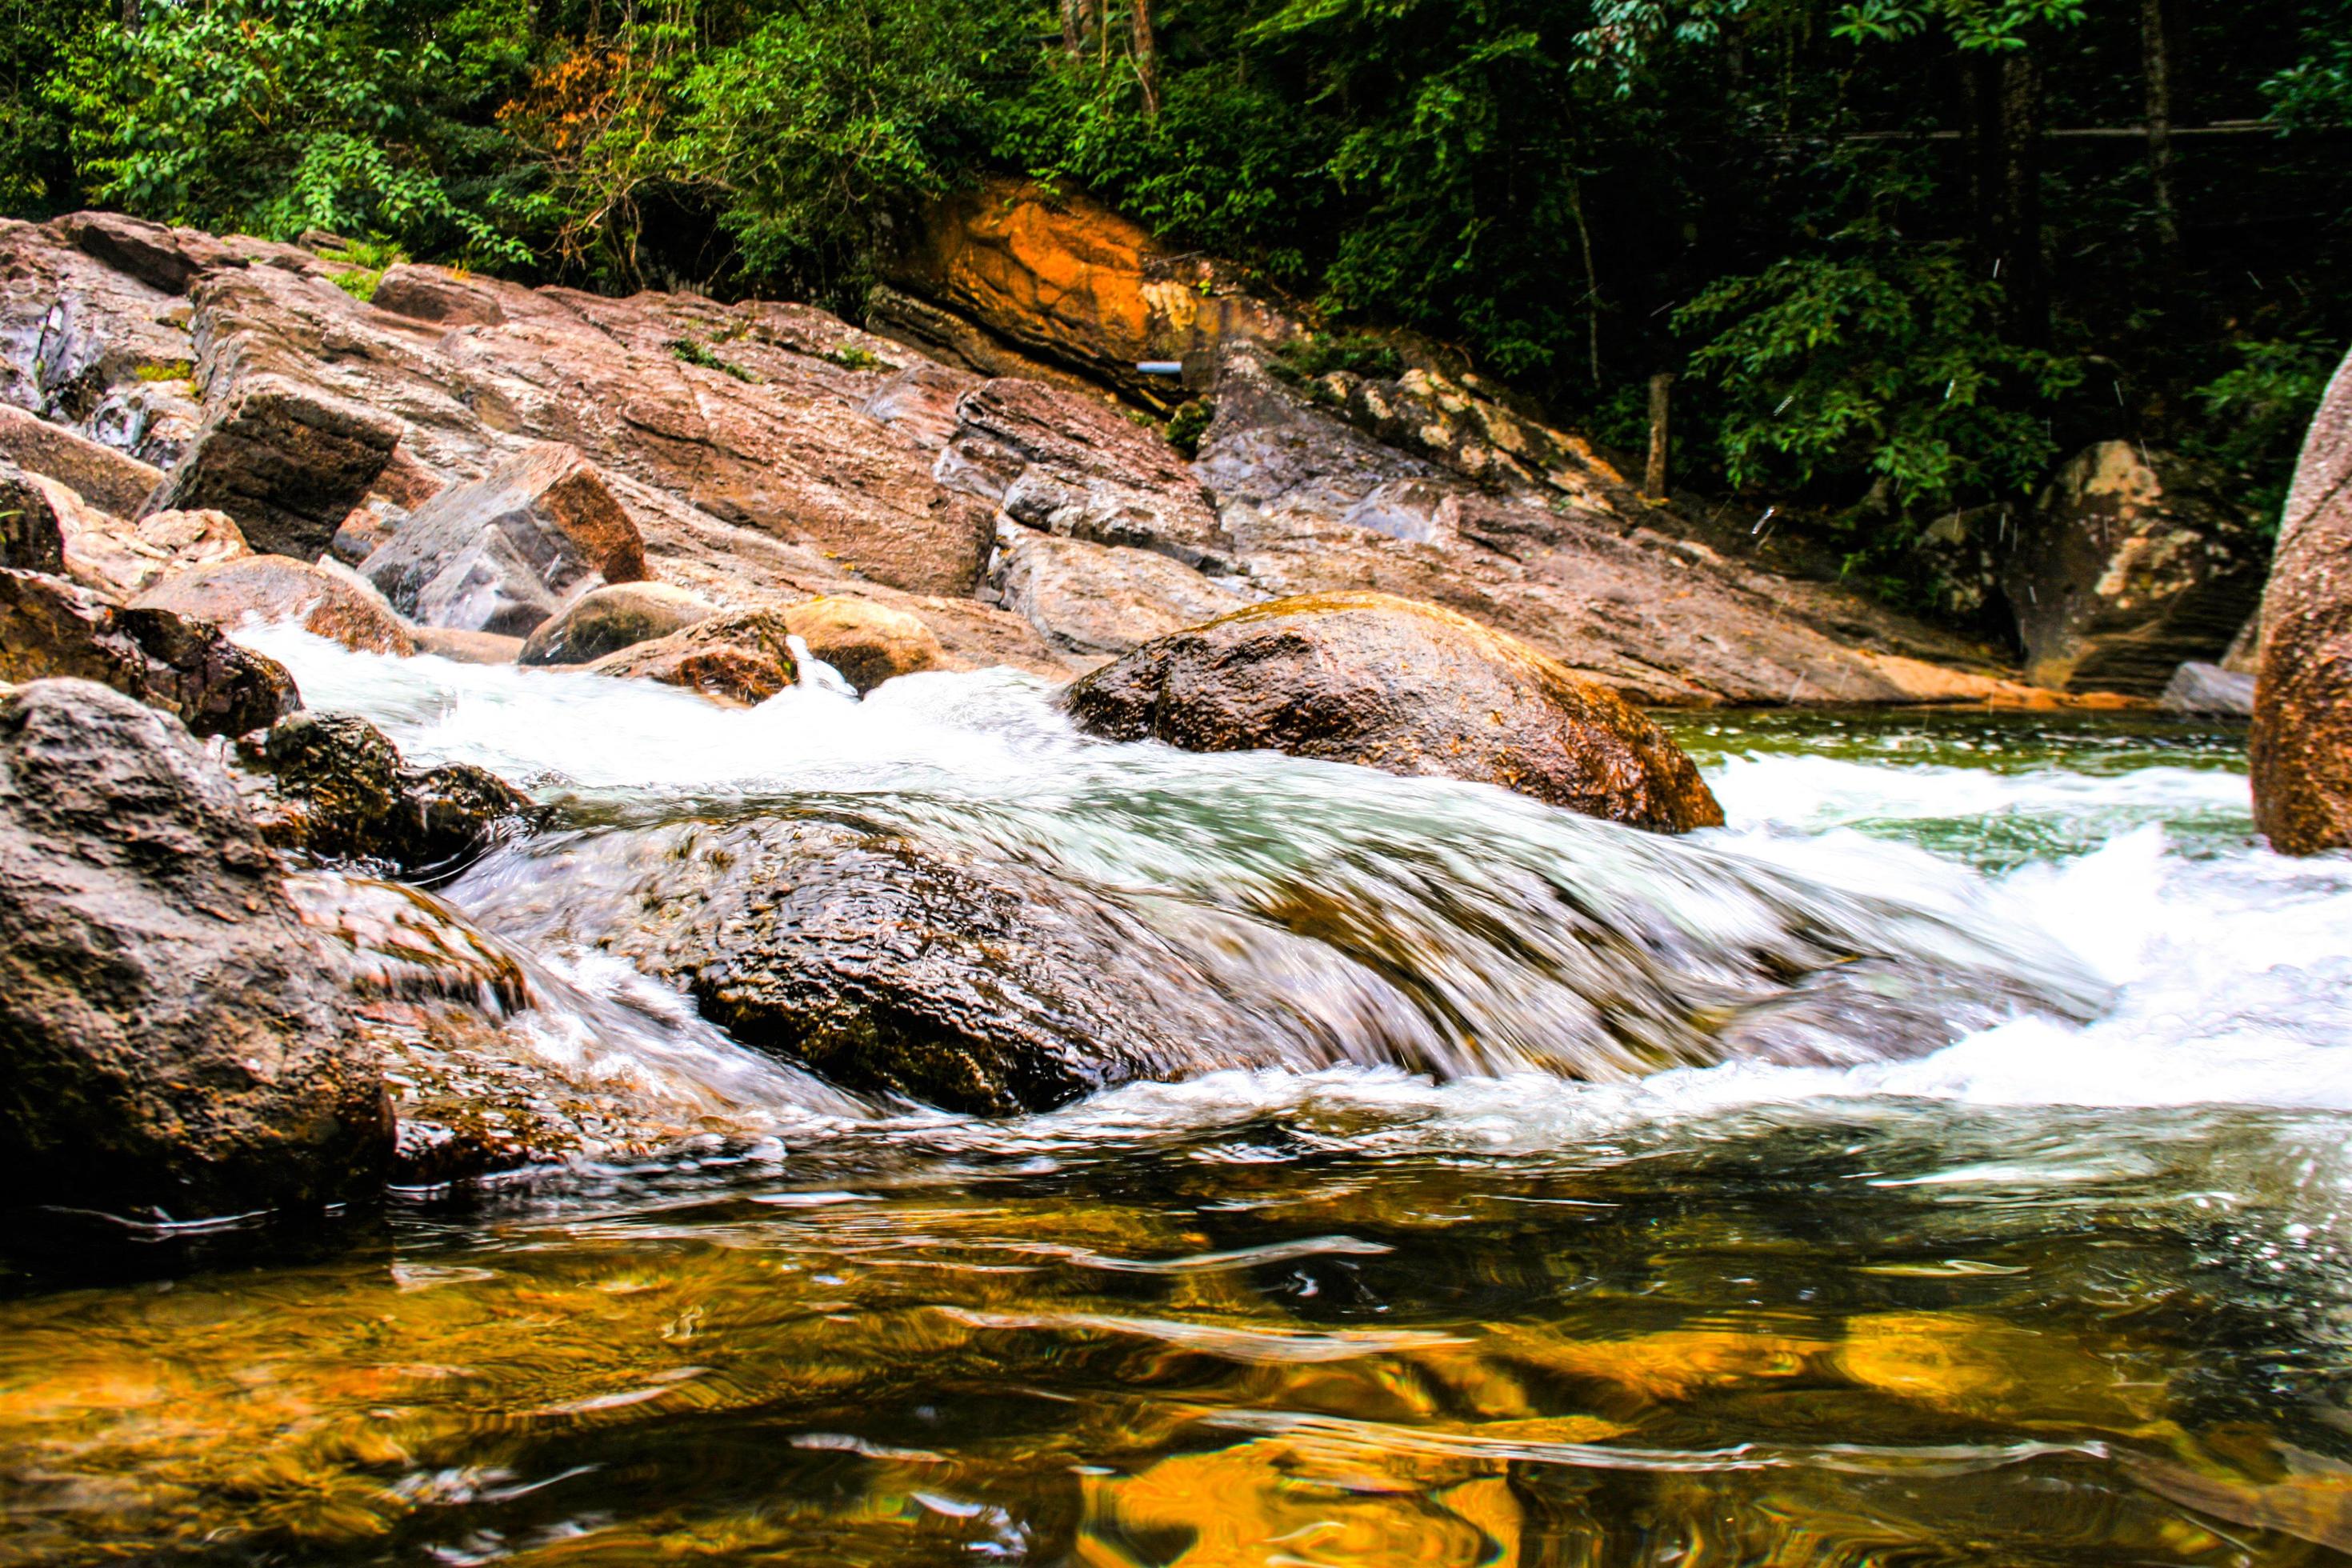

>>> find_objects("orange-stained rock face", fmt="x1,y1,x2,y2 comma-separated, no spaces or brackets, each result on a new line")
882,178,1289,398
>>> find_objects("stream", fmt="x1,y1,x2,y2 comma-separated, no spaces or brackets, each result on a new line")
3,630,2350,1566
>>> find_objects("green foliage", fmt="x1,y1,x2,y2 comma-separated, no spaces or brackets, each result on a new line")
671,0,1022,310
670,336,757,381
1164,397,1214,457
1274,331,1403,382
49,0,532,263
2186,338,2342,531
1677,193,2080,522
822,345,882,370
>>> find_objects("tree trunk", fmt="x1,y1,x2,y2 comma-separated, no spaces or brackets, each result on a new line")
1062,0,1084,55
1132,0,1161,117
1569,179,1602,387
2141,0,2181,264
1959,42,2048,346
1645,374,1674,501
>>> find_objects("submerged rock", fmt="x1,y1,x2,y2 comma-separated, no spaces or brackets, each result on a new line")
519,580,718,665
2006,442,2266,695
0,679,391,1220
0,566,298,736
1065,592,1725,832
242,709,535,879
589,606,801,704
361,442,647,635
2253,346,2352,854
134,553,417,656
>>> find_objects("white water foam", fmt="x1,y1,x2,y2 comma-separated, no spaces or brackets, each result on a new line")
240,624,2352,1133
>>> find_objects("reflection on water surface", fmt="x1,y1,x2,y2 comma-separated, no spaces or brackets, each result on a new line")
3,645,2346,1566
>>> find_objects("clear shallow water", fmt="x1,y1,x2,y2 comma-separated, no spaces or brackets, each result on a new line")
4,633,2350,1565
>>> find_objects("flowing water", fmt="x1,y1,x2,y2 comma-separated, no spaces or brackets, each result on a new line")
5,631,2352,1566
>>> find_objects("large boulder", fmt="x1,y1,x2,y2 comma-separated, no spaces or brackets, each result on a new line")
145,373,403,558
779,594,944,693
0,402,165,514
2159,661,2254,718
241,710,534,879
991,526,1248,658
0,679,391,1220
939,378,1230,566
360,442,646,635
134,553,416,656
2005,442,2268,694
2252,348,2352,854
589,606,800,705
518,580,716,666
1065,593,1726,833
0,567,298,736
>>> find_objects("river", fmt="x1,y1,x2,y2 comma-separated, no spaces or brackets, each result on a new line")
2,630,2348,1566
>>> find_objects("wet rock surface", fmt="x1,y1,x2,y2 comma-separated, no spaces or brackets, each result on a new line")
2006,442,2266,695
0,566,299,735
361,442,646,635
590,606,802,704
242,709,535,879
0,679,391,1221
2253,346,2352,854
0,462,70,572
1066,592,1725,832
519,580,717,665
778,594,944,693
134,553,417,655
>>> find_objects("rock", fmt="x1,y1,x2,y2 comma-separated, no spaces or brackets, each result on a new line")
60,500,249,601
0,462,70,573
860,359,980,451
134,553,415,655
410,626,524,664
369,264,509,329
2252,347,2352,855
880,178,1289,402
1065,592,1726,833
992,527,1247,657
241,710,534,878
940,378,1229,565
2006,442,2268,695
51,210,242,296
467,818,1306,1115
589,606,800,705
146,372,403,558
0,402,166,514
2159,661,2255,718
779,594,944,693
519,580,717,666
1,567,299,735
359,442,646,635
0,679,390,1220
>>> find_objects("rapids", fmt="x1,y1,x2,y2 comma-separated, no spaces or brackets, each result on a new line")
4,628,2350,1565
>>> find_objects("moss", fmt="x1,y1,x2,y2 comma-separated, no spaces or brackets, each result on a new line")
670,338,759,383
822,344,882,371
1275,330,1404,383
1165,398,1214,458
133,359,195,384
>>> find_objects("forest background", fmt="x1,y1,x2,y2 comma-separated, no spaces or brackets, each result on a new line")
5,0,2347,610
